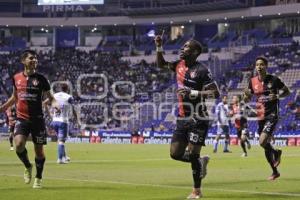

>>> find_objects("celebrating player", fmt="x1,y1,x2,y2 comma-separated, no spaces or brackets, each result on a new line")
155,34,220,199
243,56,290,180
0,50,57,189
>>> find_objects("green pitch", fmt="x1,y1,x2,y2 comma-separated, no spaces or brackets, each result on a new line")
0,142,299,200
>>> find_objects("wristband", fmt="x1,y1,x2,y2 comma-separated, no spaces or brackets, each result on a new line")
156,46,164,52
190,90,199,97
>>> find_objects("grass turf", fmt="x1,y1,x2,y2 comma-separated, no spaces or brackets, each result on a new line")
0,142,299,200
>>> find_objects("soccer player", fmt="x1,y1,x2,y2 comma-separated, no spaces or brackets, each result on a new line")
155,35,220,199
213,95,231,153
0,50,57,189
243,56,290,180
230,95,251,157
5,105,16,151
49,84,78,164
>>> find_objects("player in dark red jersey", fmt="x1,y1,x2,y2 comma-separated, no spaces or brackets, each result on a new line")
5,105,16,151
0,50,57,189
155,35,220,199
229,95,251,157
244,56,290,180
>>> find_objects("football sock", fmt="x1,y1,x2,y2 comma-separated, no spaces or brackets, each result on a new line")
241,141,247,154
9,135,13,147
190,154,202,188
16,148,31,169
58,144,65,159
213,140,218,151
264,143,278,174
35,157,45,179
224,139,229,151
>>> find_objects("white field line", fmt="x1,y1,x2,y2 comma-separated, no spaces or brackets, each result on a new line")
0,158,170,165
0,174,300,197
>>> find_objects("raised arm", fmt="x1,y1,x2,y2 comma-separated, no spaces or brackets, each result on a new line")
154,35,175,70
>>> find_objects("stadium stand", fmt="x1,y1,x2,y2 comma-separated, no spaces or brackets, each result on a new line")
0,0,300,144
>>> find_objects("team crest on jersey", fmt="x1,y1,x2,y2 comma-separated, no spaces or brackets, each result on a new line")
32,79,39,86
190,70,197,78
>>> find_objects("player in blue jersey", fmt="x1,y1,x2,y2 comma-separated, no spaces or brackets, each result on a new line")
213,95,231,153
49,84,79,164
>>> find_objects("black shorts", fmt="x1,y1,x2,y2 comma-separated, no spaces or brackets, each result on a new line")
236,127,249,138
14,118,47,145
258,117,278,136
171,118,209,146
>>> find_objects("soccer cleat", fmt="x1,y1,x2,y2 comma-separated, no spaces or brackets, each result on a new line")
64,156,71,162
241,153,247,157
273,149,282,167
57,159,69,164
200,155,210,179
32,178,42,189
24,165,32,184
223,149,232,153
213,149,217,153
10,147,14,151
187,190,202,199
268,173,280,181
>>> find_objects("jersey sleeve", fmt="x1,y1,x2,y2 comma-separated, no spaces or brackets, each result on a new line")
41,75,51,92
201,67,214,88
68,96,74,104
275,76,285,90
12,75,16,90
168,60,179,72
247,80,254,94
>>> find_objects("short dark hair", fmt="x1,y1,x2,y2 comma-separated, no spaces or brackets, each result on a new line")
21,50,37,61
61,84,69,92
255,56,268,66
189,39,202,55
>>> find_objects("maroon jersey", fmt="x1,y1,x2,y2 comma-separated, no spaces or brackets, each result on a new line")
12,72,50,120
248,74,285,120
171,60,214,117
231,103,247,129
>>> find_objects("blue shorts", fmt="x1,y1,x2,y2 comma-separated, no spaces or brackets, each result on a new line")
217,125,230,135
50,121,68,142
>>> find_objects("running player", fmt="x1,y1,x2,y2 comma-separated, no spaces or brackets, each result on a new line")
6,105,16,151
49,84,78,164
213,95,231,153
0,50,57,188
155,35,220,199
243,56,290,180
230,95,251,157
